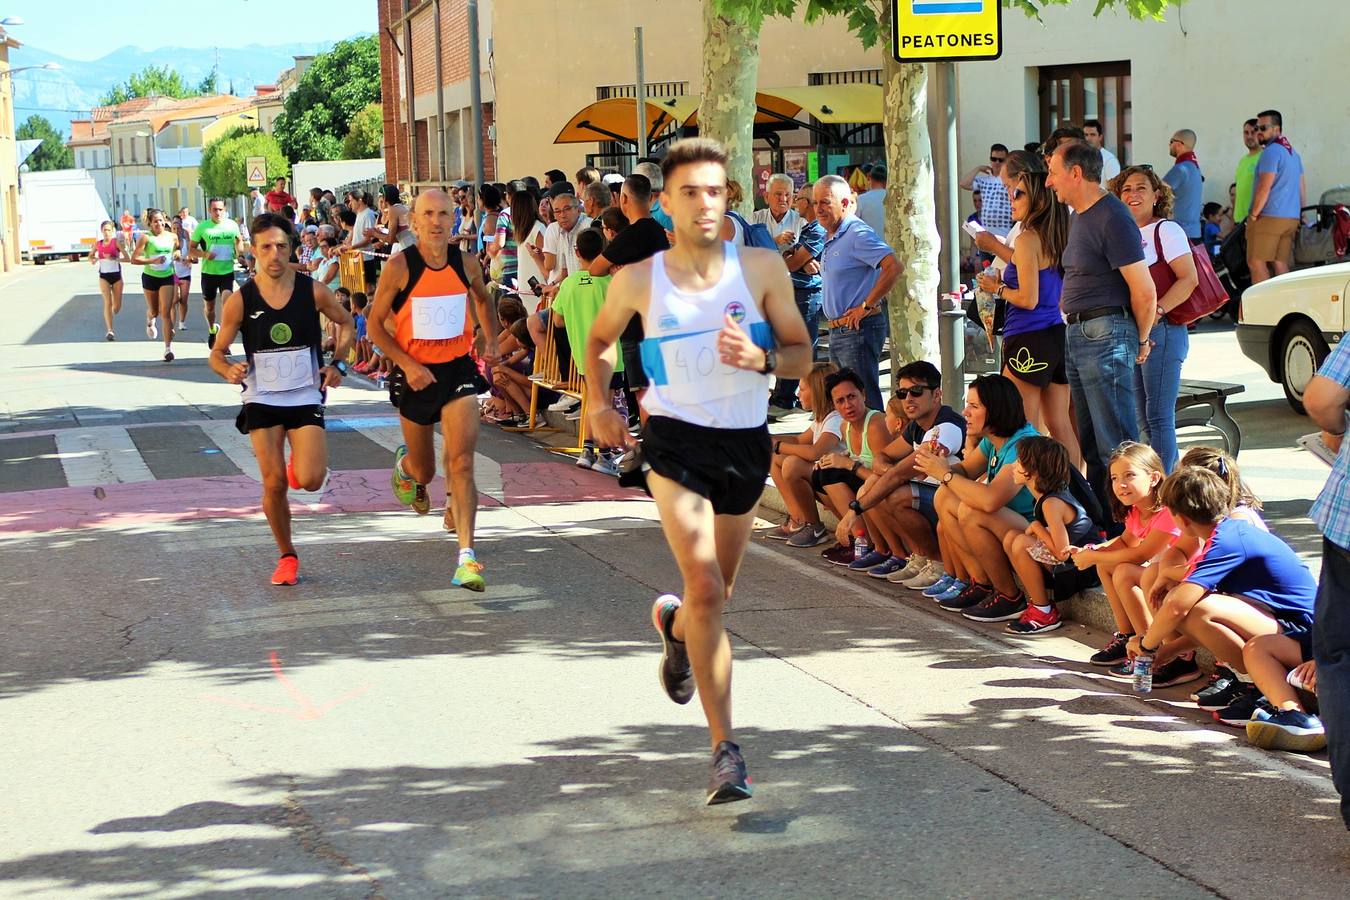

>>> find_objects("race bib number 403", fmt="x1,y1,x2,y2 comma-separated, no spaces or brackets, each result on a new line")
254,347,314,392
412,293,467,340
656,329,763,404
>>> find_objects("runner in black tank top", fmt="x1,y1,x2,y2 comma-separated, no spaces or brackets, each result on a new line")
209,213,354,586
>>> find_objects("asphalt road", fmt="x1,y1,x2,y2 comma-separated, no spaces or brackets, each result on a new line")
0,261,1345,899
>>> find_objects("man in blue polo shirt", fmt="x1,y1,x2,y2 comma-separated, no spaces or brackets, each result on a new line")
1248,108,1306,284
812,174,901,411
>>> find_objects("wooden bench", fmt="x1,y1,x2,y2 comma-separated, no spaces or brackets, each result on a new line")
1175,379,1244,456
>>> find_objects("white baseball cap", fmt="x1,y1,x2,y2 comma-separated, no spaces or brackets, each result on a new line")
922,422,964,456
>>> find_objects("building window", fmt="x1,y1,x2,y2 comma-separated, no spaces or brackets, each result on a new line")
593,81,689,173
1039,61,1132,165
118,139,125,164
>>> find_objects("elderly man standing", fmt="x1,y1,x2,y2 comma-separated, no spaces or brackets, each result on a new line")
813,174,901,412
1163,128,1203,241
1046,141,1156,504
752,173,802,247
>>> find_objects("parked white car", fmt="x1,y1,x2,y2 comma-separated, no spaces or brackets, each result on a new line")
1235,261,1348,413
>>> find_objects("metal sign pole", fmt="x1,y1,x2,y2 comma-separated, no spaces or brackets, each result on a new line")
634,27,648,164
468,0,486,186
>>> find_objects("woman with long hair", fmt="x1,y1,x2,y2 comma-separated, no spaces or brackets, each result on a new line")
89,220,129,341
510,186,547,304
977,169,1080,467
767,361,843,545
1109,165,1198,471
130,208,180,362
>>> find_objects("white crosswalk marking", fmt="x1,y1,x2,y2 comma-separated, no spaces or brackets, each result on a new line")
53,427,155,487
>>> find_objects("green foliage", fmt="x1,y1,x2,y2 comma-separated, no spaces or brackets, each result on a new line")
341,103,384,160
274,35,381,162
199,128,290,199
714,0,1182,49
197,69,219,95
16,115,74,171
99,65,201,106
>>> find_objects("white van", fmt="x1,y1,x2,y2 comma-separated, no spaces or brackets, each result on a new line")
18,169,111,264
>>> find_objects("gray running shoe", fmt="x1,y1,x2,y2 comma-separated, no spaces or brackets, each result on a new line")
707,740,753,805
650,594,694,704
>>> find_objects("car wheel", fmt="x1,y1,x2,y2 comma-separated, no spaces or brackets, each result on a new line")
1279,320,1330,415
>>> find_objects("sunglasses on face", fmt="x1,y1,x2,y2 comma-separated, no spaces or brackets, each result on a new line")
1011,188,1027,200
990,156,1007,164
895,385,936,399
1256,124,1274,131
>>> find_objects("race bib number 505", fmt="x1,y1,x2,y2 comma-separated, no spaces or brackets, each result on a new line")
412,293,467,340
254,347,314,392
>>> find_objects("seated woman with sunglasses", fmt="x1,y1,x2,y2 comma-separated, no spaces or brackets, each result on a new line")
976,169,1080,469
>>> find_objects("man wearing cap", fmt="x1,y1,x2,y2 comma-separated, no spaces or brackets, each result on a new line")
854,165,887,238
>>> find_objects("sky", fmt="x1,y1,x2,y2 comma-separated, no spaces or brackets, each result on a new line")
3,0,378,60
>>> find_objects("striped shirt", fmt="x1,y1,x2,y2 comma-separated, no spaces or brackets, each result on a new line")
1310,338,1350,550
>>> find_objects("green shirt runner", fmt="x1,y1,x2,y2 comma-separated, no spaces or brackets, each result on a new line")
192,218,242,276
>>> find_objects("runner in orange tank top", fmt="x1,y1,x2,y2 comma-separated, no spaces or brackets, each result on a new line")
367,189,500,591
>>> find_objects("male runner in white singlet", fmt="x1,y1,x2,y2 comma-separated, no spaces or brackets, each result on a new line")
586,139,812,804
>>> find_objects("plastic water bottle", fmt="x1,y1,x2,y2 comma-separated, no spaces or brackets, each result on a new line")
852,522,870,562
1133,655,1155,694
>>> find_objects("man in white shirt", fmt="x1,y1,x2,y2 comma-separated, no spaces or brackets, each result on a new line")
854,164,887,237
751,173,802,247
540,189,592,283
1084,119,1121,182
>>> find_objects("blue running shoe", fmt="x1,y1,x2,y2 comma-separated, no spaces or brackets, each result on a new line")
1246,706,1327,753
931,579,969,603
868,556,907,579
921,574,957,598
848,549,889,571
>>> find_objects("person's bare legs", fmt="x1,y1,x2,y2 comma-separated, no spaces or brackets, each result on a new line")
1006,368,1045,433
888,495,941,559
156,284,175,351
1098,560,1134,633
1005,532,1051,606
1175,594,1281,674
1113,562,1154,636
98,278,116,334
1042,382,1082,469
648,472,752,749
780,455,820,525
440,394,480,555
958,505,1028,594
249,426,294,555
1245,634,1308,709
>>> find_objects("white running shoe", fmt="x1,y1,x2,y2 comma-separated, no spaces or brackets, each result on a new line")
887,555,928,583
548,395,581,413
147,319,157,340
902,561,946,589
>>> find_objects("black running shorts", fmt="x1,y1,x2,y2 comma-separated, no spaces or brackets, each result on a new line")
99,271,122,285
202,272,237,302
141,272,174,292
620,415,771,516
396,355,488,426
235,402,326,434
1001,324,1068,387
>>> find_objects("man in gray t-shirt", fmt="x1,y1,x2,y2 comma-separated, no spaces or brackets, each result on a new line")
1048,141,1157,506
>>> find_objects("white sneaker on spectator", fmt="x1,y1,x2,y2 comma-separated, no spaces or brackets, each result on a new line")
576,447,598,470
549,396,580,413
888,556,928,583
903,561,946,589
566,408,583,421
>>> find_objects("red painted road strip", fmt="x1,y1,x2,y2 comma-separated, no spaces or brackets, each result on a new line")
0,462,646,534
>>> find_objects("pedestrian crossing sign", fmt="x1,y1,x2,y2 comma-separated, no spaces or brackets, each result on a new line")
892,0,1002,62
246,156,268,187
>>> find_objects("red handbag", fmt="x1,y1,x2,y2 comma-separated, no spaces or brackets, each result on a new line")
1148,222,1229,326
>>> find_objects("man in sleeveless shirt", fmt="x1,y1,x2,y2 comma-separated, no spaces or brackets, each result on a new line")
209,213,354,586
367,189,500,592
585,139,812,805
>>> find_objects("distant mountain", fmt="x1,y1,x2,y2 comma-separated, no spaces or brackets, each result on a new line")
8,38,371,136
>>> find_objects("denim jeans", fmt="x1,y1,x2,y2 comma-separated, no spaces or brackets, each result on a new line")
771,288,822,407
828,309,887,411
1065,311,1140,506
1134,319,1189,472
1314,536,1350,830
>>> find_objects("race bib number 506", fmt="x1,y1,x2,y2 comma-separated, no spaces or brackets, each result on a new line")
412,293,467,340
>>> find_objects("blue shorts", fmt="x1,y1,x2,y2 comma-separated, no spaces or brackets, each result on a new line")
910,480,939,527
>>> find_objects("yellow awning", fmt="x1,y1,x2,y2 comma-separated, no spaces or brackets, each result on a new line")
757,84,883,125
553,95,702,145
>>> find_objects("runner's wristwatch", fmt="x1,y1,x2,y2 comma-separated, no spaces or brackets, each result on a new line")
333,360,348,376
759,349,777,374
